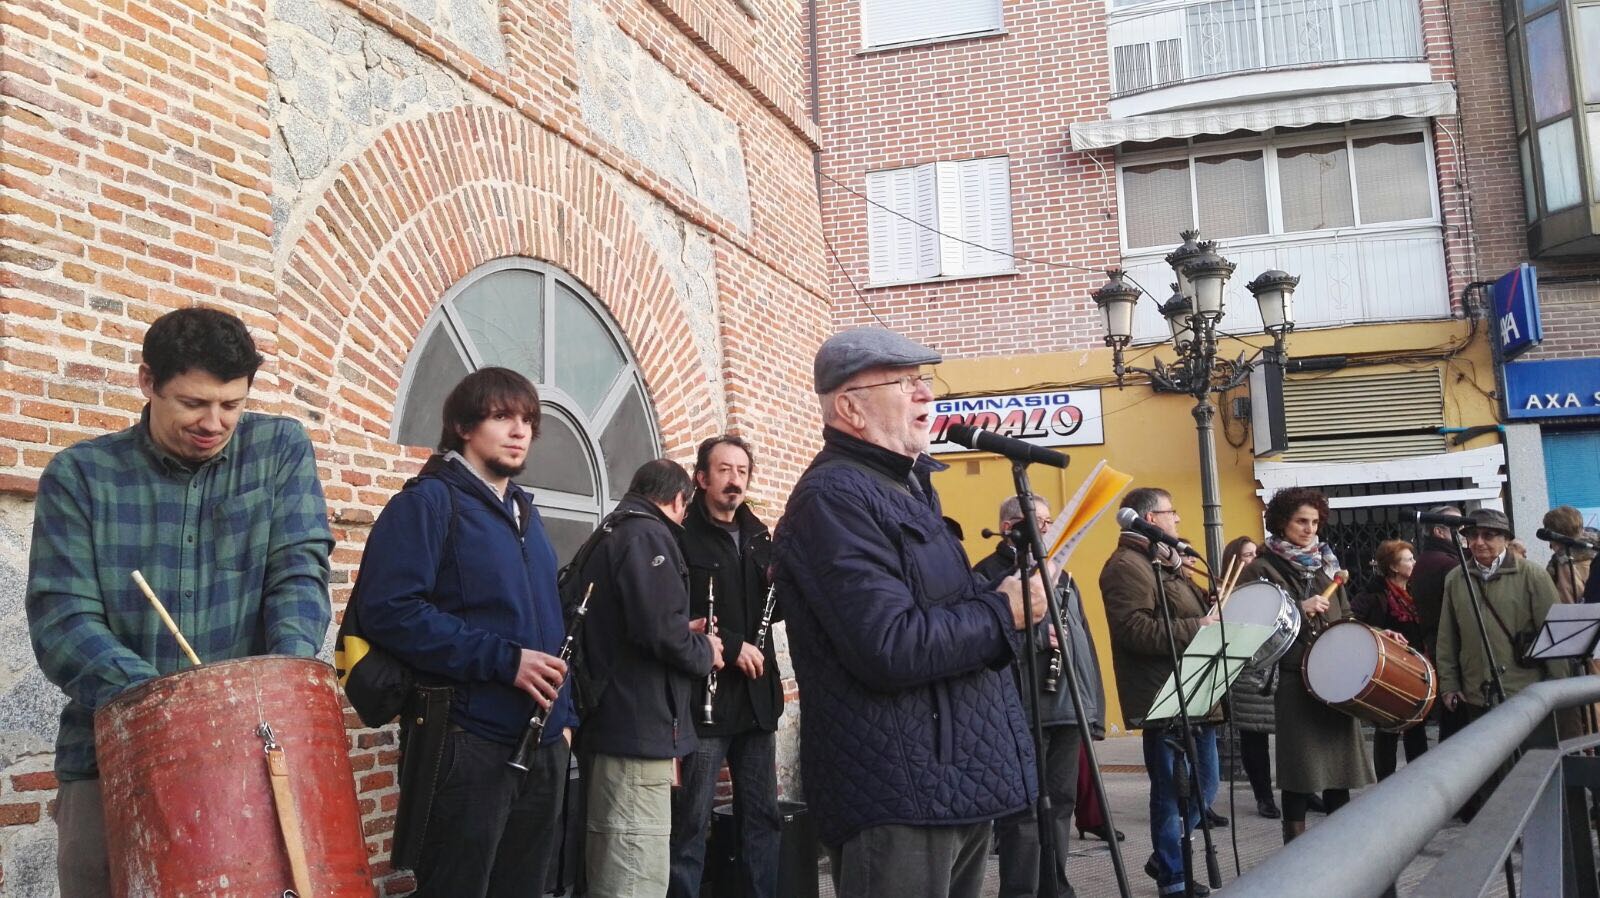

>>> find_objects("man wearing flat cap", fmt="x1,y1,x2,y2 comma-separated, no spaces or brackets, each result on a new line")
772,326,1047,898
1437,508,1565,719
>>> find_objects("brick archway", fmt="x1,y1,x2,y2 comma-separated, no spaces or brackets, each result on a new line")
273,104,717,482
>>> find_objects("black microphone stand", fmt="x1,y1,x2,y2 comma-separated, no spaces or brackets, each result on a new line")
1145,537,1220,898
1007,462,1132,898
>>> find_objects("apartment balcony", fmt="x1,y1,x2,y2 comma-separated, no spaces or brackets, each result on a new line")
1107,0,1430,118
1120,225,1450,343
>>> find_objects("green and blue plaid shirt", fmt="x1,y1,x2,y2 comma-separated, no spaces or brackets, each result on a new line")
26,408,333,780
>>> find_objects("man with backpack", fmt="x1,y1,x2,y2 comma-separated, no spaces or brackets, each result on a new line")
573,458,724,898
356,367,575,898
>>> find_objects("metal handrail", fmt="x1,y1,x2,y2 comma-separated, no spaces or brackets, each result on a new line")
1226,676,1600,898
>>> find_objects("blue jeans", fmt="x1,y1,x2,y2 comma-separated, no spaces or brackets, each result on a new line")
666,731,782,898
1142,724,1218,894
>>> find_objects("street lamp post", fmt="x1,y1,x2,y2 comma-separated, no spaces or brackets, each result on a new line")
1091,231,1298,572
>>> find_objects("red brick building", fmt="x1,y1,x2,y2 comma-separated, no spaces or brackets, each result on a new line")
0,0,828,892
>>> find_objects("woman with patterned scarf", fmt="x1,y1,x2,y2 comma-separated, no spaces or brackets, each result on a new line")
1242,487,1382,846
1353,540,1430,780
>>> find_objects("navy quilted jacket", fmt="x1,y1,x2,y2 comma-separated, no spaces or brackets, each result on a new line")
774,429,1038,848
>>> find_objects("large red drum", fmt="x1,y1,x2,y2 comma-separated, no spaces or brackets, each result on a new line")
95,656,374,897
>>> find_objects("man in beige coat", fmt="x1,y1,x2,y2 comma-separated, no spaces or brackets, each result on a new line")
1100,487,1220,898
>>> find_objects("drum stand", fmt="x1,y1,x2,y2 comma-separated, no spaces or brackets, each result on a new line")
1145,545,1223,898
1006,462,1133,898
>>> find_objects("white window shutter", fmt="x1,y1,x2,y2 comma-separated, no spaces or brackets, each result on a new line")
934,161,965,278
913,163,940,279
860,0,1002,49
972,156,1012,273
865,170,897,285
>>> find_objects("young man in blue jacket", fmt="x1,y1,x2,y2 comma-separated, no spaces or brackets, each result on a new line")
358,367,575,898
774,327,1047,898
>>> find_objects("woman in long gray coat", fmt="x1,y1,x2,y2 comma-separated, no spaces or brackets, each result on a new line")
1223,536,1280,819
1243,487,1397,844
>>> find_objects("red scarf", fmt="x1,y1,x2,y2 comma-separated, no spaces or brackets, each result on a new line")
1385,579,1420,626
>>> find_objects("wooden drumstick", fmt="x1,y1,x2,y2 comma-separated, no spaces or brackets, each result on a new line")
1306,571,1349,633
130,570,202,667
1214,557,1239,610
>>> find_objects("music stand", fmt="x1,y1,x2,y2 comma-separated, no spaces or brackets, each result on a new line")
1526,604,1600,662
1146,623,1274,723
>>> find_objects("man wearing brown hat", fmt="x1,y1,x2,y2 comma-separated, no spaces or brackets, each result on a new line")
772,327,1047,898
1436,507,1565,719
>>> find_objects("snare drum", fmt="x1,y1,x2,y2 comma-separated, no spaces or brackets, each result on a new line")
1219,580,1302,670
1302,620,1436,732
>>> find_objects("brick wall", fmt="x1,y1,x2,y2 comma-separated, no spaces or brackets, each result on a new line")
1524,281,1600,361
0,0,829,892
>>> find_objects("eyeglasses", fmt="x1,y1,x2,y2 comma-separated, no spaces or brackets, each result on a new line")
1150,509,1179,517
1463,529,1508,542
843,373,936,394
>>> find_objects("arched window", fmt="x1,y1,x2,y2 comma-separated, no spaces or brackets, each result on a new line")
393,258,661,561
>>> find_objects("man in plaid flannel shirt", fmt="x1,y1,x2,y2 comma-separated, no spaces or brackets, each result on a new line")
25,307,333,897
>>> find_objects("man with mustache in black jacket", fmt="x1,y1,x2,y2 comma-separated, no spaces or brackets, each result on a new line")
667,435,784,898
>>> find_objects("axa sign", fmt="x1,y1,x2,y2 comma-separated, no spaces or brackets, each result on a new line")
929,390,1106,455
1493,263,1543,360
1503,358,1600,420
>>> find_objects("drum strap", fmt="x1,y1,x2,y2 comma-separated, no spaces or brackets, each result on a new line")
266,744,314,898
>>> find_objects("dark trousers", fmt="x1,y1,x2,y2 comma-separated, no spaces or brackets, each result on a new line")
1373,725,1429,781
828,822,991,898
1239,730,1274,804
996,725,1081,898
412,729,570,898
667,730,782,898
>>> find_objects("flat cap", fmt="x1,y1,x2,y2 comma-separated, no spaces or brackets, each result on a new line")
813,327,941,394
1464,507,1513,535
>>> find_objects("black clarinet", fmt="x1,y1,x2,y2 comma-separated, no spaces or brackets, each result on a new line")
701,580,718,725
508,583,593,772
752,582,777,651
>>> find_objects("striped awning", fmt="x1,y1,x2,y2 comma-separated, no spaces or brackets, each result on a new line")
1069,82,1458,151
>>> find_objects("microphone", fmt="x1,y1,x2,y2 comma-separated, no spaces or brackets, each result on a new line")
1537,528,1600,552
945,424,1069,469
1415,510,1468,528
1115,507,1202,558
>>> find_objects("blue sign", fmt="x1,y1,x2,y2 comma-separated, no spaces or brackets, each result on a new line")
1504,358,1600,419
1493,263,1542,359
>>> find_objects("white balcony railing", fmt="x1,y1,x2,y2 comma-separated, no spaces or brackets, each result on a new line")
1109,0,1425,99
1119,226,1450,343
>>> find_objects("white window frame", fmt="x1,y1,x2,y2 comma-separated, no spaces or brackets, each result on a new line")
864,156,1017,288
858,0,1005,52
1114,121,1443,253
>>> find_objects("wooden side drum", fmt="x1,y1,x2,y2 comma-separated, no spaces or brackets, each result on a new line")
1302,621,1437,732
95,656,374,897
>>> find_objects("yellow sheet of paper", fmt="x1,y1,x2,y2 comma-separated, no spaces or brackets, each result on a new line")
1039,460,1134,570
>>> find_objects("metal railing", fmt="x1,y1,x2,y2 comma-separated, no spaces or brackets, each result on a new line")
1226,677,1600,898
1108,0,1425,98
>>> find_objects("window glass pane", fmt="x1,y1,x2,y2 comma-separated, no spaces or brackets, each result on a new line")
1195,151,1268,238
1589,112,1600,198
519,412,596,498
553,283,626,415
1186,0,1259,77
1579,6,1600,104
1262,0,1336,68
455,268,544,382
1520,136,1539,221
1121,159,1193,249
1507,31,1528,134
1538,118,1583,211
396,324,469,448
1353,133,1433,223
1524,0,1558,14
540,513,598,567
1526,12,1573,121
1277,141,1354,232
599,383,656,501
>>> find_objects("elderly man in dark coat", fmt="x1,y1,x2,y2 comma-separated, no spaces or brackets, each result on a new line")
977,496,1107,898
774,327,1046,898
